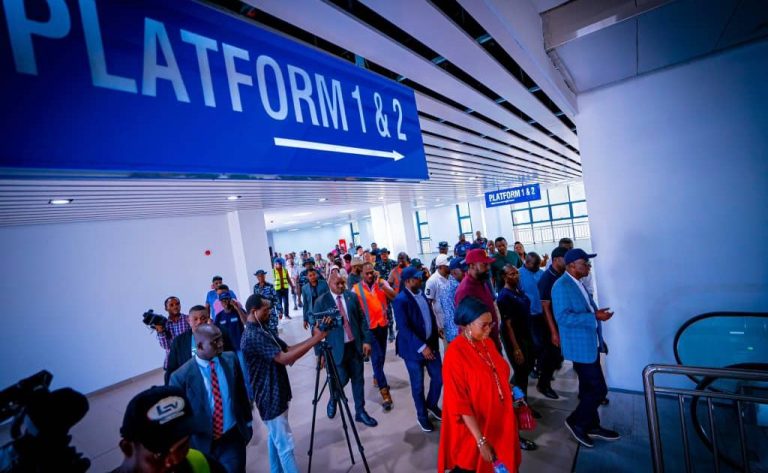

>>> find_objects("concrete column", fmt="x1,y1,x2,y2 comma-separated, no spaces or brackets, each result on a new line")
227,209,272,295
370,202,419,256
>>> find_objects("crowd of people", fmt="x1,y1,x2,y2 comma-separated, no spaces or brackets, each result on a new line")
125,232,618,473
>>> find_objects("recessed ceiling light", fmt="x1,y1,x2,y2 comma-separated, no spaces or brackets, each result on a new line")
339,209,354,213
226,195,241,201
293,212,312,217
378,196,385,200
284,220,298,225
469,177,477,181
475,193,484,197
434,204,444,208
49,199,73,205
312,225,321,229
288,228,299,232
318,197,327,202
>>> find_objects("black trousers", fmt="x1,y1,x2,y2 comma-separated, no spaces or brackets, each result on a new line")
568,356,608,432
276,288,290,317
502,331,534,397
530,316,562,389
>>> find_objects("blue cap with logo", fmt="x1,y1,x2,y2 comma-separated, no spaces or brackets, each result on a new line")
564,248,597,265
218,291,233,301
449,257,468,271
401,266,423,281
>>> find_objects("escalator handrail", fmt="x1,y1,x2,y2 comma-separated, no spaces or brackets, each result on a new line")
673,311,768,367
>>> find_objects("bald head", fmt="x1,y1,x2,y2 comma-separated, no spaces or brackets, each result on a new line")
194,324,223,361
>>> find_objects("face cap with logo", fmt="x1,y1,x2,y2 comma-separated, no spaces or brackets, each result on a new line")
401,266,423,281
120,386,194,453
564,248,597,265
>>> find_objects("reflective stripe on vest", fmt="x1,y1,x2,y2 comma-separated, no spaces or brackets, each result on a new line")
355,281,388,329
186,449,211,473
273,268,290,290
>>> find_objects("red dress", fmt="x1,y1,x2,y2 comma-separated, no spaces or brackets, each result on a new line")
438,335,521,473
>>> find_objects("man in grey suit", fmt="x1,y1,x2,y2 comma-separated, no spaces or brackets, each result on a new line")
302,267,330,330
170,324,253,473
310,273,378,427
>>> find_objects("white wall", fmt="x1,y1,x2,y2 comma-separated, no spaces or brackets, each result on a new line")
577,39,768,391
0,214,247,393
270,225,351,257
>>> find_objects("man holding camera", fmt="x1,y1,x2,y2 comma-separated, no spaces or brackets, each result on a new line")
310,273,378,427
155,296,190,369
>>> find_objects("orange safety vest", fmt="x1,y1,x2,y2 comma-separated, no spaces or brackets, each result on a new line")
354,280,388,329
273,267,291,290
389,266,405,294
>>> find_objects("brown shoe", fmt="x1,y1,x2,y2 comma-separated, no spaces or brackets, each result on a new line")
380,387,393,411
372,378,378,388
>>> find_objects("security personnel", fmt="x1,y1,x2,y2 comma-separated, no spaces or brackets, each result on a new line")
430,241,450,274
272,258,295,319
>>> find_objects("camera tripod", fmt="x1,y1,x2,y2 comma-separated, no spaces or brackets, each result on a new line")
307,340,370,473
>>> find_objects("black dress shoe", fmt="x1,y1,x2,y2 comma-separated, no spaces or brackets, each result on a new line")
355,411,378,427
537,386,560,400
519,437,538,451
327,399,337,419
565,419,594,448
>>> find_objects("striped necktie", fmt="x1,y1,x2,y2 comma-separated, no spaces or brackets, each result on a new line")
209,359,224,439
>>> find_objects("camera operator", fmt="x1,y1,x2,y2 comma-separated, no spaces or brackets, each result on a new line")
311,273,378,428
241,294,329,473
155,296,190,368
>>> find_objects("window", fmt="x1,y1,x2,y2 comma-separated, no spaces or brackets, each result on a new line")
456,202,473,237
510,183,590,244
415,210,431,255
349,221,360,248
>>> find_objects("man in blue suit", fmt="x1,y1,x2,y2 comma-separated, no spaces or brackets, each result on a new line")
552,248,619,448
170,323,253,472
310,272,378,427
392,266,443,432
302,267,330,330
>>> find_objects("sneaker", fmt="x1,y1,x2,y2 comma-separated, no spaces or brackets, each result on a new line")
588,427,621,440
537,386,560,400
564,419,594,448
519,437,538,451
417,416,434,432
427,406,442,421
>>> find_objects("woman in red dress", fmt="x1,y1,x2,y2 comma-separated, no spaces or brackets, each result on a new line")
438,297,521,473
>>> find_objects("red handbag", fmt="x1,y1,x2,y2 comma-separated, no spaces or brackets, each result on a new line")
515,402,537,431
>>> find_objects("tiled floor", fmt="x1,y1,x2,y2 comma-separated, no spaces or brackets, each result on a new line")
4,318,592,472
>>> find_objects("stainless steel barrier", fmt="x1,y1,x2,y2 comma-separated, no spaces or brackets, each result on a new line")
643,364,768,473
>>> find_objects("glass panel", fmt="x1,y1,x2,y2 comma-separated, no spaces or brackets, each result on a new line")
513,210,531,224
548,186,568,204
572,201,588,217
569,182,586,201
420,224,430,239
534,189,549,206
457,202,470,216
531,207,550,222
420,239,432,254
551,204,571,220
512,201,531,210
417,210,428,222
460,219,473,234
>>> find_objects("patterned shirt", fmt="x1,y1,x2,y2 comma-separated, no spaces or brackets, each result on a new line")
241,322,291,421
374,259,398,281
157,315,191,367
438,276,461,343
253,282,280,335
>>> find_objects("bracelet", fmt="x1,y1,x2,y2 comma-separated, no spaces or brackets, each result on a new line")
477,436,488,448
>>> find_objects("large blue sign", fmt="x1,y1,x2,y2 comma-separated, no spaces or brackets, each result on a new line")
485,184,541,208
0,0,427,180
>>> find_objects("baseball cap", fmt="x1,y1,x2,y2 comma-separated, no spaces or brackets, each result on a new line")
120,386,194,453
449,258,468,271
254,269,267,276
438,241,449,249
435,254,450,267
564,248,597,265
380,247,390,254
218,291,232,301
401,266,423,281
303,257,315,265
411,258,424,268
463,248,495,265
551,247,568,259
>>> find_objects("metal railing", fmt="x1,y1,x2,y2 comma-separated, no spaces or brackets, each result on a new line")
513,220,590,245
643,364,768,473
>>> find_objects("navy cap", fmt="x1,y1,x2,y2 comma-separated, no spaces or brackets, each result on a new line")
218,291,232,300
380,247,390,254
303,257,315,265
449,258,467,271
551,247,568,259
564,248,597,265
254,269,267,276
411,258,423,268
401,266,423,281
438,241,449,248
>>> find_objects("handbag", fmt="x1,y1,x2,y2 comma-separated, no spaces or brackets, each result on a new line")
515,402,537,431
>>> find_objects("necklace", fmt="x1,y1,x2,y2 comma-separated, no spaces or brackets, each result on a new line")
467,338,505,402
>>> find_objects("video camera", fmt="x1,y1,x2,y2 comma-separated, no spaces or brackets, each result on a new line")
311,307,343,332
0,370,90,472
141,309,168,331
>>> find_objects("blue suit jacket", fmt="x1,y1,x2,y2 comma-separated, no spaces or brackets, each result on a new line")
392,289,440,361
169,351,253,453
552,274,606,363
302,279,330,323
310,290,372,361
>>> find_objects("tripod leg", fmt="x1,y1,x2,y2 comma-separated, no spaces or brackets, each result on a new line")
307,356,324,473
324,346,371,473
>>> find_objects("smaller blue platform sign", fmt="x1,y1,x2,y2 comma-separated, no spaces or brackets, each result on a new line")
485,184,541,208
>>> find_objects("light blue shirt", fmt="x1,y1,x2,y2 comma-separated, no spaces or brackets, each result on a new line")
519,267,543,315
407,288,433,353
194,355,236,434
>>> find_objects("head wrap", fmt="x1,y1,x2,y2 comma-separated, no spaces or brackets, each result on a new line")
454,297,490,326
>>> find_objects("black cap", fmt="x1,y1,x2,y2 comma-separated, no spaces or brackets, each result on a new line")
254,269,267,276
303,257,315,265
120,386,194,453
380,247,390,254
438,241,449,248
411,258,423,268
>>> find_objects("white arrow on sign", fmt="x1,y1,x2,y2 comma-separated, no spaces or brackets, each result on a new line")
274,137,405,161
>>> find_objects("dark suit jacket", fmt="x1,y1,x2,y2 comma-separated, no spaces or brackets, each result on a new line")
165,329,234,385
392,288,440,361
311,290,372,361
302,279,330,323
169,351,252,454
